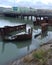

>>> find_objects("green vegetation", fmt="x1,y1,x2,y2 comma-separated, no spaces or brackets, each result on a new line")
33,49,46,59
32,49,48,65
32,48,52,65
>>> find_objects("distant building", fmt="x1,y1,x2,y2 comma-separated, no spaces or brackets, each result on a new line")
12,7,18,11
12,7,35,13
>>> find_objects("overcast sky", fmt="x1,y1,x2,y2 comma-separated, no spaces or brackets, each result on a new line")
0,0,52,9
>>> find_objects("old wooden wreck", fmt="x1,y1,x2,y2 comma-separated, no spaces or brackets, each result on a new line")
0,24,32,41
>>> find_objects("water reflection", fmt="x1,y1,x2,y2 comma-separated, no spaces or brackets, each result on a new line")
2,40,31,53
0,17,52,65
33,27,52,44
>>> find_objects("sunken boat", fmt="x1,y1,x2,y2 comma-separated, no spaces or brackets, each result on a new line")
0,24,26,35
3,28,32,41
33,17,52,26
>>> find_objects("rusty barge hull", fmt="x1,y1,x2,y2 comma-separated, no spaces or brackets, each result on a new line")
3,33,32,41
0,24,26,35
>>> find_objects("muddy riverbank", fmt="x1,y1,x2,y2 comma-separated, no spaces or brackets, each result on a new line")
6,40,52,65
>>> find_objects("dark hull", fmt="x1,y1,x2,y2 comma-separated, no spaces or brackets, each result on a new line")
3,33,32,41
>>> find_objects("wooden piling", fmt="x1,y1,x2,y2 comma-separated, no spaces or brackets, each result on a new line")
41,23,48,33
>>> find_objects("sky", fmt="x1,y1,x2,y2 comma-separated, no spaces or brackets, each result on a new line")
0,0,52,9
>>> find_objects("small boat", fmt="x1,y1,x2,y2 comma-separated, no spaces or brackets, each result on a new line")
3,28,32,41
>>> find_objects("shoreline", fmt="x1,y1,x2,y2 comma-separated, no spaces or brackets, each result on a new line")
6,39,52,65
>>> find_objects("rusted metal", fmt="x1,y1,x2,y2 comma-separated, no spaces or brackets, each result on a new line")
0,24,26,36
3,28,32,41
41,23,48,33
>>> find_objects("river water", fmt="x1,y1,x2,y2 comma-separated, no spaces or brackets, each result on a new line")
0,16,52,65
